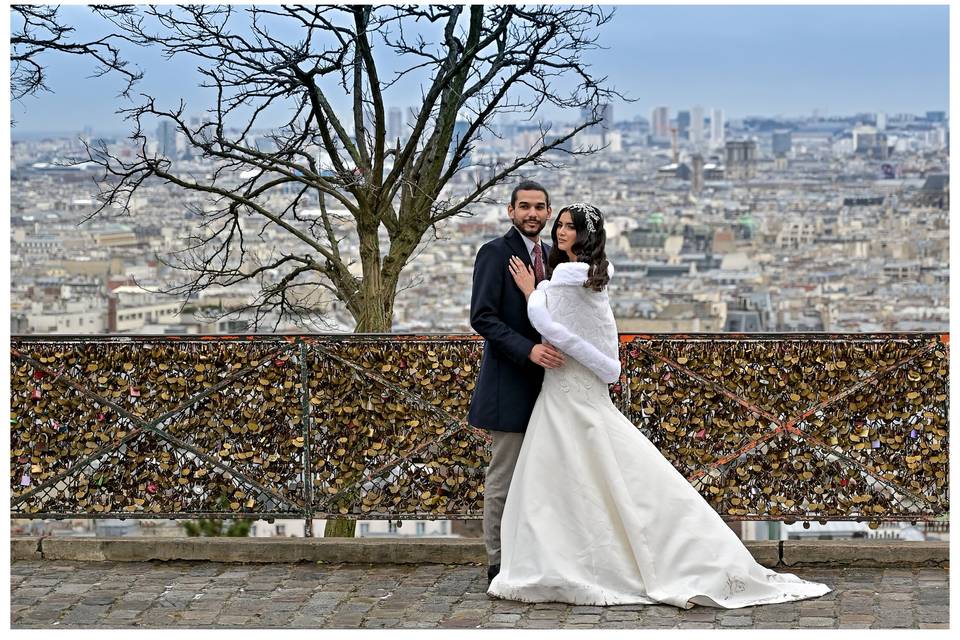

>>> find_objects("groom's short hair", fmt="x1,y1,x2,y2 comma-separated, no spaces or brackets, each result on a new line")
511,180,550,208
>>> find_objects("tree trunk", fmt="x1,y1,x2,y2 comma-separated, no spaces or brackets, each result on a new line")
325,236,394,537
323,518,356,538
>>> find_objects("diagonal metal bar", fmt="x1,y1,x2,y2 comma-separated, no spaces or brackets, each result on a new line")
780,341,940,429
632,343,785,427
793,429,933,509
313,423,482,514
306,342,490,512
10,350,301,511
692,343,939,480
11,345,296,505
12,342,298,433
688,426,934,512
661,340,939,482
306,341,492,444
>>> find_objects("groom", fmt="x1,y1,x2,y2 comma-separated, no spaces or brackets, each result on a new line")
468,180,565,585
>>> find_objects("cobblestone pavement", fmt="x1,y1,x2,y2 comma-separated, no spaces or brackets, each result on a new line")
10,561,949,629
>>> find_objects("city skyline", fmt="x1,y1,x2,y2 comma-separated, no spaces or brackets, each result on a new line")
10,4,950,135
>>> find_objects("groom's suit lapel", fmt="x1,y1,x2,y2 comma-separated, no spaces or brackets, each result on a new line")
505,226,532,269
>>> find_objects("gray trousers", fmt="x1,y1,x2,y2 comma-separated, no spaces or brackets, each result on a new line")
483,429,525,566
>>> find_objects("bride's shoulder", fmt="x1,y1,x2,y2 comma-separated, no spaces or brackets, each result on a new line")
548,262,589,286
546,261,615,287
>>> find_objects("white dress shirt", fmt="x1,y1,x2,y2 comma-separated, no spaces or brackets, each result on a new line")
519,233,543,265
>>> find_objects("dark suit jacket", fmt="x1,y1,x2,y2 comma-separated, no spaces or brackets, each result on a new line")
467,226,551,432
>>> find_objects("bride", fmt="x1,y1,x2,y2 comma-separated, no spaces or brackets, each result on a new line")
487,202,831,608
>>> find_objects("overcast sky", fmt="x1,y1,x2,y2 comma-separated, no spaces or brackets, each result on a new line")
11,4,950,136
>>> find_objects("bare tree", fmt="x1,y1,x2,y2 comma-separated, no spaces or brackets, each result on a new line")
10,4,142,102
83,4,624,536
86,4,623,332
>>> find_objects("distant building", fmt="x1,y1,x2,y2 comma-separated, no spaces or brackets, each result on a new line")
690,153,704,194
582,103,613,138
689,106,704,146
710,107,725,147
875,112,887,131
724,290,773,332
676,110,691,139
451,119,471,167
387,107,405,145
156,120,177,159
852,124,873,150
617,298,726,332
772,130,792,157
724,140,757,180
925,110,946,123
651,106,670,139
915,174,949,209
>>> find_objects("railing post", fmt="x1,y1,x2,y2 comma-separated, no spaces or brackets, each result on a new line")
619,339,631,415
299,338,314,537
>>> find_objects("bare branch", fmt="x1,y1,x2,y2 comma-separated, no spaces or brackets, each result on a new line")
79,4,627,332
10,4,142,102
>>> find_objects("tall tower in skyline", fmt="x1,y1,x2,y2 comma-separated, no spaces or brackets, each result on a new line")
711,108,725,148
651,106,670,138
690,105,705,146
676,110,691,139
582,103,613,137
387,107,404,145
156,119,177,159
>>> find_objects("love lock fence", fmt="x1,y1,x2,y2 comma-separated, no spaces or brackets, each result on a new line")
10,333,948,536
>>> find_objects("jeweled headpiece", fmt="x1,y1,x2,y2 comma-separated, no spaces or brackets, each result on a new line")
567,202,602,234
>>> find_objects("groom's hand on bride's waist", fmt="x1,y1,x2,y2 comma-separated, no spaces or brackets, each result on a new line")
529,343,565,369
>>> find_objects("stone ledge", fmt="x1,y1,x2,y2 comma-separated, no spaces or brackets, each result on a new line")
779,540,948,568
11,537,42,561
10,537,948,567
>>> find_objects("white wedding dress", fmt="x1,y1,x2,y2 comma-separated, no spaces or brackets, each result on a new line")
487,262,831,608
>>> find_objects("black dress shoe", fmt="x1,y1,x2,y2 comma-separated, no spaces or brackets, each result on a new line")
487,563,500,584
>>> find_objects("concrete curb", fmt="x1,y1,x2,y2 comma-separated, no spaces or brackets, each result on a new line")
11,537,948,568
780,540,948,568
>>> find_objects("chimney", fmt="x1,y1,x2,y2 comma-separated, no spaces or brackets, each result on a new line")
107,294,118,332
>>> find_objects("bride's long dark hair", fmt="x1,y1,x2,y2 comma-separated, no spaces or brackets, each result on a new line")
547,203,610,292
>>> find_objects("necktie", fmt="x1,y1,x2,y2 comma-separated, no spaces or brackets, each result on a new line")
532,242,545,284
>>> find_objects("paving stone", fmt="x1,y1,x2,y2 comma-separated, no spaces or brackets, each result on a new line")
521,619,562,628
603,611,640,621
798,616,836,627
489,613,522,622
567,614,601,624
718,615,753,627
10,562,947,629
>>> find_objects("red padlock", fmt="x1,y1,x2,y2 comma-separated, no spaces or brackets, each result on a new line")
129,386,140,397
31,388,41,400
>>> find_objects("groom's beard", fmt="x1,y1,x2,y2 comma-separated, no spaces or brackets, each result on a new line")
513,217,546,238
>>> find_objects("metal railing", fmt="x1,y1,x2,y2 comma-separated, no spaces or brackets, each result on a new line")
11,333,948,535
